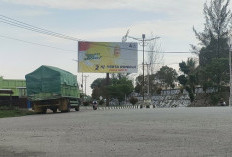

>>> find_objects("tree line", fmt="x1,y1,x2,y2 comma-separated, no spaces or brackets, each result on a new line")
89,0,232,105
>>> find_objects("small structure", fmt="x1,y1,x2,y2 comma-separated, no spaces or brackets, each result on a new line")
0,77,27,108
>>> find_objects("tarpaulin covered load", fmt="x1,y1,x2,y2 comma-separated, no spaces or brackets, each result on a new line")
26,65,80,101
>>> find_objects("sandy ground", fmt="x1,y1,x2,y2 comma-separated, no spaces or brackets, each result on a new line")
1,107,232,157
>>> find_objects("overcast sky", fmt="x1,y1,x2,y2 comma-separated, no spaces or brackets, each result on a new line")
0,0,211,95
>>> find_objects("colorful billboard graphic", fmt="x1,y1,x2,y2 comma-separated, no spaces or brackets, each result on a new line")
78,42,138,73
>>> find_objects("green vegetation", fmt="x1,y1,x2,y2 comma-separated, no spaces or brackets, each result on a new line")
178,58,197,102
91,74,134,103
155,66,178,89
135,66,177,95
0,106,34,118
89,0,232,107
129,97,138,105
178,0,232,104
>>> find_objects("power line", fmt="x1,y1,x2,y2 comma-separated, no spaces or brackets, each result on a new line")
0,15,80,41
0,15,193,54
0,34,76,53
0,34,138,61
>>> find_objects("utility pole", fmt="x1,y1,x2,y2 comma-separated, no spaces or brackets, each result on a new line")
122,32,160,103
83,75,89,99
144,63,150,96
82,73,84,93
227,38,232,106
229,44,232,106
106,73,110,106
142,34,145,102
72,58,84,102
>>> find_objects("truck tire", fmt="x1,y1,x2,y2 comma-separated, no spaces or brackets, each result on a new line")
34,104,46,114
75,106,79,111
67,105,70,112
60,98,70,112
51,107,57,113
41,108,47,114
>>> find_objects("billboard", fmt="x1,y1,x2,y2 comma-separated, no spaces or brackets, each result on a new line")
78,42,138,73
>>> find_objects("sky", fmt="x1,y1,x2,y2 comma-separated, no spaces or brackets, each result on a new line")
0,0,209,95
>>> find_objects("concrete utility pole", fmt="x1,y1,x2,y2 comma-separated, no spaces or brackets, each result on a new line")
142,34,145,101
122,32,160,102
144,63,150,96
83,75,89,99
227,38,232,106
106,73,110,106
82,73,84,93
229,45,232,106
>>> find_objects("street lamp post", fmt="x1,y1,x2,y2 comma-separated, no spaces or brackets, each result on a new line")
122,33,160,102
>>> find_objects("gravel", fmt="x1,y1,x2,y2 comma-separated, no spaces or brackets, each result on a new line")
0,107,232,157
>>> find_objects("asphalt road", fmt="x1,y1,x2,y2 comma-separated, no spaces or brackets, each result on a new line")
1,107,232,157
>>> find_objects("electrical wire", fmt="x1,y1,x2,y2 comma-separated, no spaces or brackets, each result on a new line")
0,34,138,61
0,15,192,54
0,34,76,53
0,15,80,41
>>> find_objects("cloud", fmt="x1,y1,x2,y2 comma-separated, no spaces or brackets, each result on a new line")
16,10,52,16
71,18,200,45
3,0,203,14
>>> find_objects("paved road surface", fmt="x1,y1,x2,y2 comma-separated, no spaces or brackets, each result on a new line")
0,107,232,157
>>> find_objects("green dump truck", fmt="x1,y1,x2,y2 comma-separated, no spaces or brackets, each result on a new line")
26,65,80,113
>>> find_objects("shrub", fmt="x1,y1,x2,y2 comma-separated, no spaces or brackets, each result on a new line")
129,97,138,105
156,88,162,95
179,87,184,94
83,101,90,106
210,93,221,105
98,99,104,105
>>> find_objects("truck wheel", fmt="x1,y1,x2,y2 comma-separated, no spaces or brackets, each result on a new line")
52,107,57,113
34,105,45,114
75,106,79,111
59,98,70,112
67,105,70,112
41,108,47,114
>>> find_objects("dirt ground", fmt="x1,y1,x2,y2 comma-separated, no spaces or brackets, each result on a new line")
1,107,232,157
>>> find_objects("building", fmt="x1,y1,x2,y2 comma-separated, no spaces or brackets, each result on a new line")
0,76,27,107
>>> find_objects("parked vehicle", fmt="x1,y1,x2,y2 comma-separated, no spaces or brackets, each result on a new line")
25,65,80,113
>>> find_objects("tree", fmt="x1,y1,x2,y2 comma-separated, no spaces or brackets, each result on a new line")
178,58,198,102
107,77,134,102
129,97,138,105
199,58,229,90
91,75,134,103
91,78,107,100
110,73,130,79
192,0,232,65
146,33,164,75
199,38,229,66
155,66,178,89
90,78,104,89
134,74,162,95
134,75,143,94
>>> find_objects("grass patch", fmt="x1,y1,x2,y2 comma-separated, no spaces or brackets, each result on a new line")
0,106,34,118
